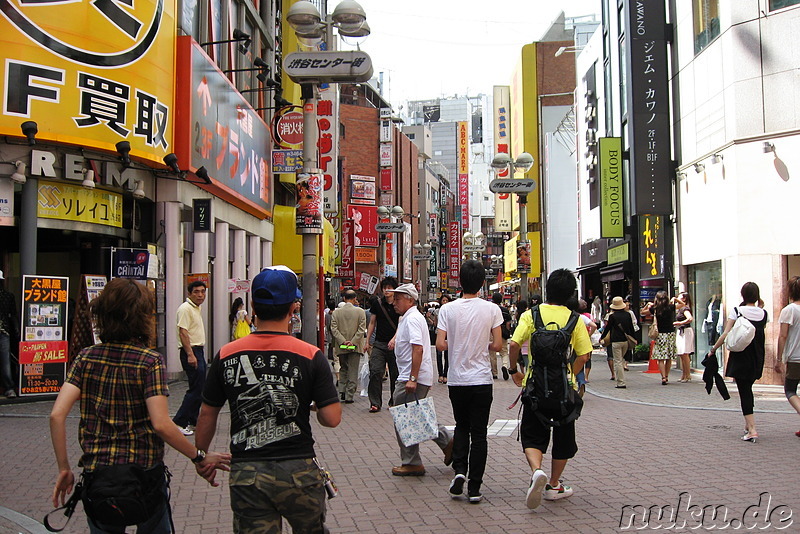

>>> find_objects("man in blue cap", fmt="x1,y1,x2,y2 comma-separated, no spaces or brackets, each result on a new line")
195,265,341,533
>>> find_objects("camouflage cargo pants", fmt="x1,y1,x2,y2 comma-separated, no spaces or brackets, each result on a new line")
229,459,327,533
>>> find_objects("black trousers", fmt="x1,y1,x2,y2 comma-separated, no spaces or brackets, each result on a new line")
448,384,493,491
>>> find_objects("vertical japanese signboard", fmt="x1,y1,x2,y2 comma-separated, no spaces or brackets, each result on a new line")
639,215,665,280
318,88,339,214
193,198,213,232
493,86,513,231
449,221,461,287
0,0,176,163
457,121,470,229
337,220,355,278
599,137,623,238
625,0,671,215
19,276,69,396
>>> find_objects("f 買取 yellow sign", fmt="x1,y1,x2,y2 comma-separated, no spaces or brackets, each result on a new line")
0,0,176,163
38,180,122,227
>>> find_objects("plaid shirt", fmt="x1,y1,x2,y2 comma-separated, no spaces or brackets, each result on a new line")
65,342,169,471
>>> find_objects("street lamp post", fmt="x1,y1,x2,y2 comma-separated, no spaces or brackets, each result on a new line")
490,152,534,301
413,242,432,300
286,0,370,345
376,205,405,279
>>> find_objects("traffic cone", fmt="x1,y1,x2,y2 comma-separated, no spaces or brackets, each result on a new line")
644,340,660,373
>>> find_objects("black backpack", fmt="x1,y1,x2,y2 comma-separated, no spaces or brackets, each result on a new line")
522,307,584,427
500,307,512,339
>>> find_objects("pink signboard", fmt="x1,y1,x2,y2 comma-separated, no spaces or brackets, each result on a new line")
347,204,378,247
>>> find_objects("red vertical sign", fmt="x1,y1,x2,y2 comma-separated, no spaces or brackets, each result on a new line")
338,221,355,277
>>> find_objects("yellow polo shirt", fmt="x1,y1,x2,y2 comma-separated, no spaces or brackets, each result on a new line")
176,298,205,348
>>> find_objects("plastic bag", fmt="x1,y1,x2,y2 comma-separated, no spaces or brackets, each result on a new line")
358,357,369,397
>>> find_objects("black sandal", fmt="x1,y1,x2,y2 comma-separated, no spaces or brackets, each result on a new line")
661,377,668,385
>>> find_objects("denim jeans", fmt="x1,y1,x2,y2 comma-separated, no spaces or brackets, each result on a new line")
448,384,493,491
0,332,13,391
172,346,205,427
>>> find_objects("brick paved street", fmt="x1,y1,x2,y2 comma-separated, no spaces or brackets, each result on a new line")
1,352,799,533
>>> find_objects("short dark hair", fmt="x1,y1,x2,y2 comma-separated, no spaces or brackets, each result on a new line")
459,260,485,294
187,280,207,294
381,276,399,290
253,301,294,322
740,282,760,305
491,292,503,305
789,277,800,302
544,269,577,306
91,278,154,344
530,294,543,306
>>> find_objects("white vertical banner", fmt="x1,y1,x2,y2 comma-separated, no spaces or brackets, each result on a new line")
493,85,513,231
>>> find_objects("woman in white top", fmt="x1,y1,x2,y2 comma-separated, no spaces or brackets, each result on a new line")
674,292,695,382
774,276,800,436
708,282,768,443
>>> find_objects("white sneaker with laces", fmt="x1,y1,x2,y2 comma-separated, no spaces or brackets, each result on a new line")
525,469,548,509
543,482,573,501
178,425,194,436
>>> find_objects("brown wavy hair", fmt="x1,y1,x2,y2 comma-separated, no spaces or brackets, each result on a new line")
90,278,154,344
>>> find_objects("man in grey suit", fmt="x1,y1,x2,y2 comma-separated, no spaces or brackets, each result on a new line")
331,290,367,403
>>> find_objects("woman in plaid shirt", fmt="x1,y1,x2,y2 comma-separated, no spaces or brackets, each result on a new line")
49,278,230,533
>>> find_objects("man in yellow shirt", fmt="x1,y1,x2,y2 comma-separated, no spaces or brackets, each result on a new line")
509,269,591,510
173,280,207,435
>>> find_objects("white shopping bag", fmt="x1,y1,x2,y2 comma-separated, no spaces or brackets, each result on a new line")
358,358,369,397
389,396,438,447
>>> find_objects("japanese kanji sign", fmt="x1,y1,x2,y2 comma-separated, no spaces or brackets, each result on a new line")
457,121,470,229
625,0,672,215
493,86,513,231
284,51,373,84
37,180,122,227
174,37,271,218
638,214,665,280
317,86,339,215
449,221,461,283
19,275,69,396
271,149,303,173
0,0,176,163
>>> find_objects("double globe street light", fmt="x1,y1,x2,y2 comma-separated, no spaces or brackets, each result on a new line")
490,151,534,301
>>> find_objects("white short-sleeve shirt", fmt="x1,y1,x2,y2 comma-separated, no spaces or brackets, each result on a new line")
395,306,434,387
438,298,503,386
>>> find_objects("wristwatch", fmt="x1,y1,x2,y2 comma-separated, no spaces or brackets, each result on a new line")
409,375,417,382
192,449,207,464
508,368,519,375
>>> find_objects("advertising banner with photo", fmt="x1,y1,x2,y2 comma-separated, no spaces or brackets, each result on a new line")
296,172,323,234
349,174,376,205
337,220,355,278
347,204,378,247
0,0,176,163
493,86,513,231
19,276,69,396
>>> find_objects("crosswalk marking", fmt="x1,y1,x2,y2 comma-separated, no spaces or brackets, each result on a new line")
444,419,519,437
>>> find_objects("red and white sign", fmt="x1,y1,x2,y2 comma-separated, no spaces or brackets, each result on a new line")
379,143,392,167
227,279,251,293
18,340,68,364
275,111,304,148
358,272,371,291
317,90,339,214
380,168,392,191
338,220,355,277
347,204,378,247
459,173,470,228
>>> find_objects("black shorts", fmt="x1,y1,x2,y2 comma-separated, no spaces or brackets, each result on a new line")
519,405,578,460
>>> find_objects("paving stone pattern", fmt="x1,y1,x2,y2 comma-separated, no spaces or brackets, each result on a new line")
1,352,799,533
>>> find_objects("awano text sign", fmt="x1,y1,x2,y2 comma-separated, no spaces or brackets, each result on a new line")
0,0,176,163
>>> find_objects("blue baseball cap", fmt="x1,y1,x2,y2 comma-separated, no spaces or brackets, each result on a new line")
252,265,302,305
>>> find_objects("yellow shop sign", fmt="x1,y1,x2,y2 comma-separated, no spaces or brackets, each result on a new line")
38,180,122,227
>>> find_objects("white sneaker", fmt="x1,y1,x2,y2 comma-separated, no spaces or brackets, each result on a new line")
4,389,16,398
178,425,194,436
543,482,573,501
525,469,548,509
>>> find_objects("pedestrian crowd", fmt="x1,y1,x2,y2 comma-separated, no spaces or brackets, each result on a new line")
43,260,800,532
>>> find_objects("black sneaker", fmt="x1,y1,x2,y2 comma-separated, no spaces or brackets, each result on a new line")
449,474,466,497
468,490,483,503
501,366,509,380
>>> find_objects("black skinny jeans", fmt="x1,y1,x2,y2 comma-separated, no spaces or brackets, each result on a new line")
448,384,493,492
736,377,756,416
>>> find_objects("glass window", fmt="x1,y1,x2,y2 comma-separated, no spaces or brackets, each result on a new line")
618,35,627,118
693,0,720,54
770,0,800,10
687,261,723,368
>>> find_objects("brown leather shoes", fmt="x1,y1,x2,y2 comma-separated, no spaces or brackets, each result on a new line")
391,465,426,476
443,438,454,466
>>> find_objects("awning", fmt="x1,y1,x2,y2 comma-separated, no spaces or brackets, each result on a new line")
272,205,335,274
576,261,606,274
600,263,628,282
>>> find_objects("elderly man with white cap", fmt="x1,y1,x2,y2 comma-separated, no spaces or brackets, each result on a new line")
388,283,453,477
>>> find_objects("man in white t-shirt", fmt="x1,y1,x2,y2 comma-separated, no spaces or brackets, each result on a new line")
389,284,454,477
436,260,503,503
